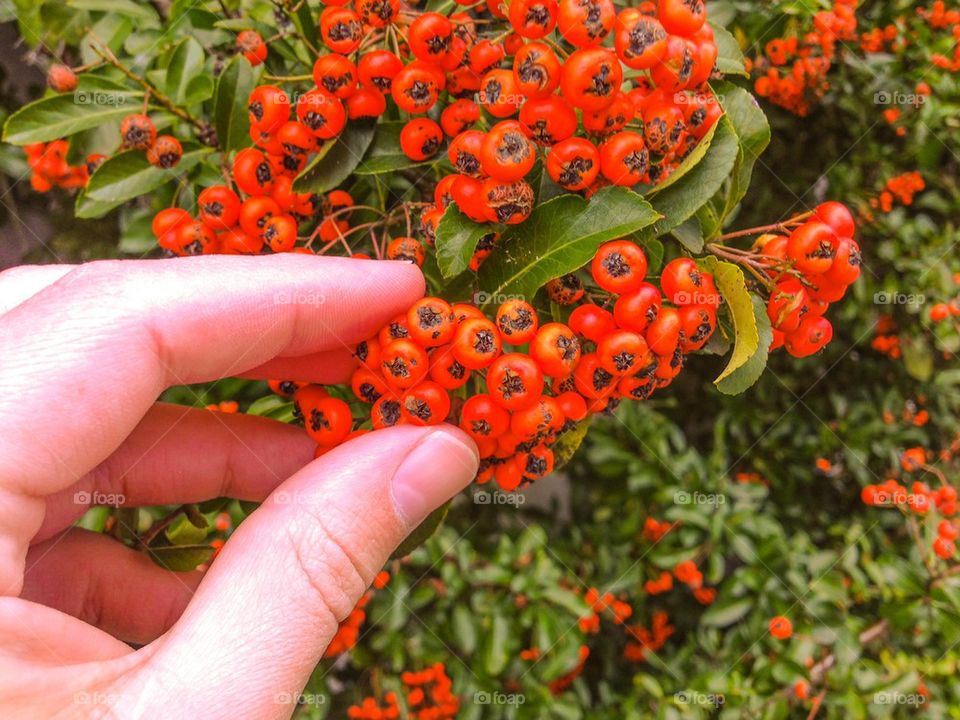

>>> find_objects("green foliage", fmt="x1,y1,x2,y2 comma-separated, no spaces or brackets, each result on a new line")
4,0,960,717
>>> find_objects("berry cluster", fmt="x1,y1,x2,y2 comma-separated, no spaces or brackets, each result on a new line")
118,113,183,169
403,0,723,226
348,663,458,720
757,202,861,357
23,141,102,193
857,444,959,561
748,0,857,116
288,240,722,492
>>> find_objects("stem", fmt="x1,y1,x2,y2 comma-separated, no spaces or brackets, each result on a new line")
716,213,811,242
263,73,313,82
91,42,205,131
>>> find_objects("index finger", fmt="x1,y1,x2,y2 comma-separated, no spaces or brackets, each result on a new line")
0,254,423,495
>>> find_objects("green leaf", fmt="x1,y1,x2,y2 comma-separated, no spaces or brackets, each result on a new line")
671,216,704,253
483,612,510,675
165,514,210,546
648,116,718,194
293,118,377,193
700,257,760,385
3,90,143,145
901,334,934,382
644,116,739,237
76,145,212,218
711,22,747,76
716,294,772,395
700,596,753,627
68,0,159,24
451,604,478,654
435,206,491,279
148,543,215,572
476,187,660,309
391,501,450,559
214,55,255,153
353,121,431,175
165,37,207,106
715,83,771,221
291,3,320,50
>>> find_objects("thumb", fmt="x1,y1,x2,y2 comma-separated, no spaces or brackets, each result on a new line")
133,424,477,718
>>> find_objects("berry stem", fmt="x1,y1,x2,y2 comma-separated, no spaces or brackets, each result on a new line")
715,211,813,242
90,41,206,132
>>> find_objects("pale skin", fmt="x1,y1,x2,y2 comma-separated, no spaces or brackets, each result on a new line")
0,255,479,719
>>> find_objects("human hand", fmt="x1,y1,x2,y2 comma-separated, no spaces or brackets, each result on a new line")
0,254,479,719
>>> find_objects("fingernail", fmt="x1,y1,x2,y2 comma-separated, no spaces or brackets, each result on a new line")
391,427,479,526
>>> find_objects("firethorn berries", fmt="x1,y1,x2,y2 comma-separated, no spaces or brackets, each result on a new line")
531,323,581,377
547,138,600,191
487,353,545,410
452,318,502,369
787,221,837,275
599,131,649,185
768,616,793,640
381,339,430,389
400,118,444,161
661,257,718,306
295,387,353,447
233,148,275,196
592,240,648,293
120,114,157,150
401,381,452,426
47,64,78,93
407,297,456,347
658,0,706,36
560,48,622,111
146,135,183,169
496,299,539,345
386,237,426,265
237,30,268,65
481,121,536,181
615,10,668,69
513,42,562,98
546,274,585,304
297,89,346,139
569,304,617,342
460,394,511,440
198,185,241,230
249,85,291,132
